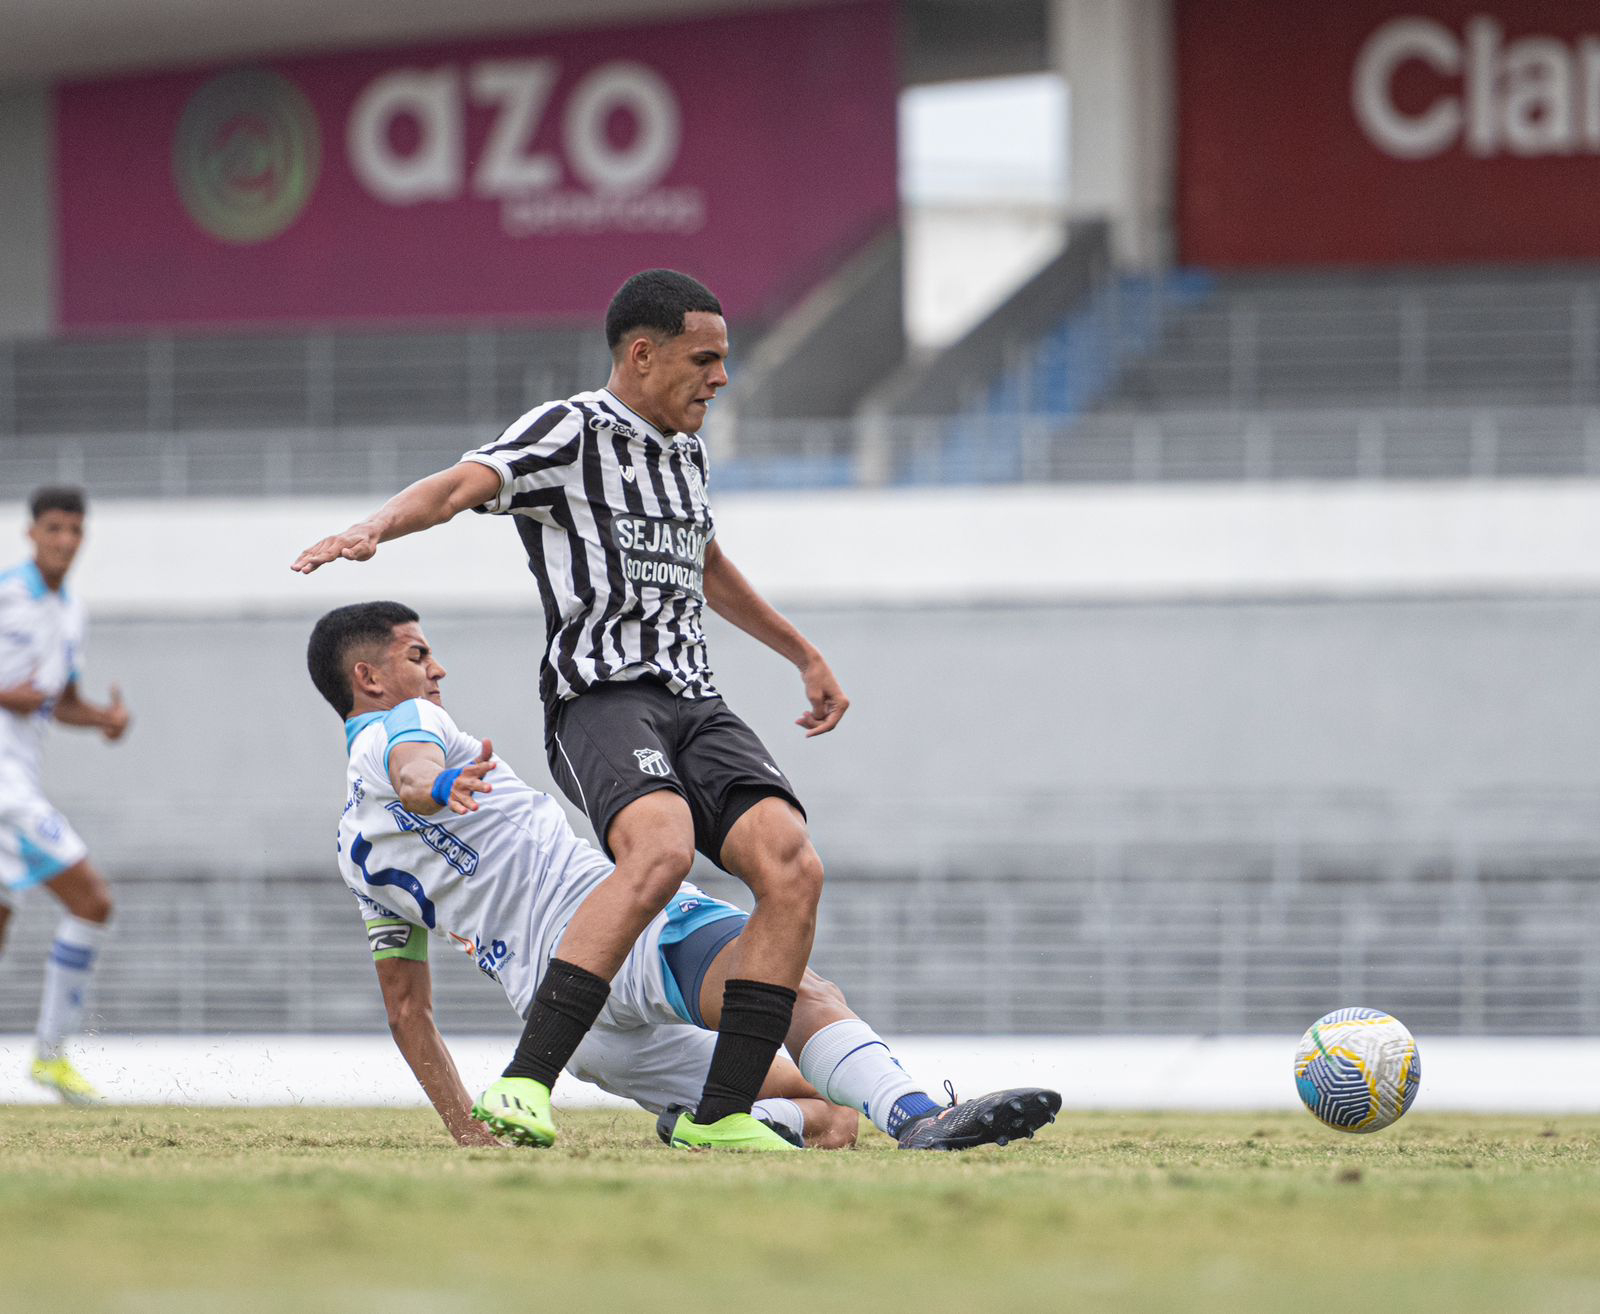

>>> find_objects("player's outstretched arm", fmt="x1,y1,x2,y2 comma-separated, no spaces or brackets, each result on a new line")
290,461,502,574
52,681,131,741
703,539,850,736
389,738,496,816
375,956,500,1147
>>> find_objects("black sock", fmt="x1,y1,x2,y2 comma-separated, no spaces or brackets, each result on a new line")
502,958,610,1087
694,978,798,1124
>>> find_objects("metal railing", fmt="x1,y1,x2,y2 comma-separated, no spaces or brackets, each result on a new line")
1099,272,1600,411
7,405,1600,500
10,271,1600,445
2,789,1595,1035
0,327,606,439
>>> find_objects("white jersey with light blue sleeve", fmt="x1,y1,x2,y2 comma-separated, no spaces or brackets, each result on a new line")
336,698,613,1017
0,561,90,901
0,560,86,784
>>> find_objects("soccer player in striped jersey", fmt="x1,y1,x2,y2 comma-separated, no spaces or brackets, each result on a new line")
294,271,848,1151
0,487,130,1103
309,602,1060,1151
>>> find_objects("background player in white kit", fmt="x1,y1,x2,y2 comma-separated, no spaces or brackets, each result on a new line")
0,487,130,1102
309,601,1060,1150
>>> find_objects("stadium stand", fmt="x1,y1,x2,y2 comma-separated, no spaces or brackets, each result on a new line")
0,326,603,436
970,264,1600,482
1104,267,1600,412
17,256,1600,495
2,788,1593,1035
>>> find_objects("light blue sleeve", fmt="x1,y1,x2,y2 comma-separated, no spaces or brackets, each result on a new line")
381,699,448,773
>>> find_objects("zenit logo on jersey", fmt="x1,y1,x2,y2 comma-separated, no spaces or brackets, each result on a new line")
588,413,641,441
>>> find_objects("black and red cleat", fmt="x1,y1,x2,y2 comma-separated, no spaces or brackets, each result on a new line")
896,1087,1062,1151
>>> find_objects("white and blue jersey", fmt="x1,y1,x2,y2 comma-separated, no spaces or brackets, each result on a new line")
339,698,615,1017
0,561,85,784
0,561,89,898
338,698,753,1113
339,698,749,1021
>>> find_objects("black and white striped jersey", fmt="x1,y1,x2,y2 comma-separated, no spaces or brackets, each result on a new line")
461,387,718,726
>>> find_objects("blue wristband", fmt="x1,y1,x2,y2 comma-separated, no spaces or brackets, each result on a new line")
430,767,463,807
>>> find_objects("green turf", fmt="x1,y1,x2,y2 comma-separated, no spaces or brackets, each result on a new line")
4,1108,1599,1314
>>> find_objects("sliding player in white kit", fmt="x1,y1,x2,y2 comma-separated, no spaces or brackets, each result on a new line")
0,487,130,1102
310,601,1060,1149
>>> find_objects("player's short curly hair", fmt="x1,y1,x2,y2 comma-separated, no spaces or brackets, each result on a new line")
605,269,722,351
29,486,86,520
307,600,419,718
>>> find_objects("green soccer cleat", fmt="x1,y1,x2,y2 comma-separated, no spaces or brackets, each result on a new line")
472,1077,557,1147
30,1055,102,1106
656,1106,802,1152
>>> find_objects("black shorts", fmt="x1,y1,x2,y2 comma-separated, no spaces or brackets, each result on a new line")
546,678,805,868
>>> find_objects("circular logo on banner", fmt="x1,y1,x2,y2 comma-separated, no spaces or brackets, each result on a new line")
173,69,321,244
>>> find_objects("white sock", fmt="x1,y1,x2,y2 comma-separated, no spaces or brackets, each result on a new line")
752,1097,806,1142
36,915,107,1059
798,1019,940,1139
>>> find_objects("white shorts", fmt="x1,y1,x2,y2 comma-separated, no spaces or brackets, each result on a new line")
568,1021,720,1115
0,773,88,905
562,882,749,1113
596,883,749,1031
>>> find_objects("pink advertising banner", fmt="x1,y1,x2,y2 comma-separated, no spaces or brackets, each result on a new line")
55,2,898,330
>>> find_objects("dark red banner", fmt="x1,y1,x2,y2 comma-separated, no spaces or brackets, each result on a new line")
1178,0,1600,265
56,3,897,329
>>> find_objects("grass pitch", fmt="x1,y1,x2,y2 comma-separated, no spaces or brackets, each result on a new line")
3,1108,1599,1314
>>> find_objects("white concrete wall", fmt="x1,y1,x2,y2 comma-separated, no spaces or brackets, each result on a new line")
7,478,1599,619
9,479,1597,870
0,85,54,338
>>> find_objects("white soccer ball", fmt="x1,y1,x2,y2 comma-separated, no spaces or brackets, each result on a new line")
1293,1007,1420,1133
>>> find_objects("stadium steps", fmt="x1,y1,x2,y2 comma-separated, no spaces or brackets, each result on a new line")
3,842,1594,1036
1097,267,1600,413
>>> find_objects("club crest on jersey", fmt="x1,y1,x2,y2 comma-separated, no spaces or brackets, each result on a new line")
682,460,705,506
634,748,671,777
620,465,637,483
